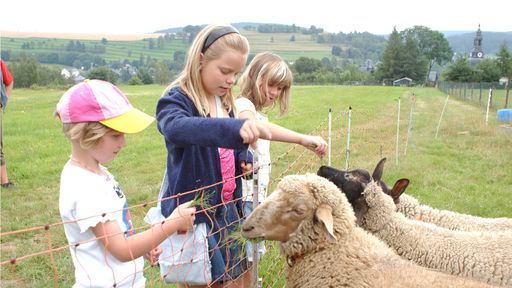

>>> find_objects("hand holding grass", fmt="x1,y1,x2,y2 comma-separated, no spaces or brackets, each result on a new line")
144,246,162,267
167,201,196,232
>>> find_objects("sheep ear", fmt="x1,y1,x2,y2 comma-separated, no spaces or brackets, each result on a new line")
315,204,337,242
372,158,387,181
389,178,409,200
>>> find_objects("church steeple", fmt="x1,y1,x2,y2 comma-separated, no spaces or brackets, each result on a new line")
470,24,484,59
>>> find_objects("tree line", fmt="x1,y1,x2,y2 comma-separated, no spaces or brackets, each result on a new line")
3,25,511,88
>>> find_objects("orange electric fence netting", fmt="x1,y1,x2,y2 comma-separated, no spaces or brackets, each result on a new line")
1,105,408,287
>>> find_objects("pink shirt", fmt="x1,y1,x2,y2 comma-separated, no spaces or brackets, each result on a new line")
219,147,236,202
215,96,236,202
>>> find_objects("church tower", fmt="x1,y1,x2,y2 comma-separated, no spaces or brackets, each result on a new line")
470,24,484,59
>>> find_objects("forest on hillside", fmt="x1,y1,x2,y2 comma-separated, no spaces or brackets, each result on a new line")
1,23,511,88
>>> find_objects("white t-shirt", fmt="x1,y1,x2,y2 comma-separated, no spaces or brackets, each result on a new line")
59,162,145,288
235,97,271,202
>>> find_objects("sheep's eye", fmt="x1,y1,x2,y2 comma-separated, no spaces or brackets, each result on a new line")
344,174,350,180
293,204,307,215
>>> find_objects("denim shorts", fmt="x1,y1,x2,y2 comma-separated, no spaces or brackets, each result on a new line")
206,201,249,283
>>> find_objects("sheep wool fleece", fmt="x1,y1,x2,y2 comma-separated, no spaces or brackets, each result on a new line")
274,174,494,288
362,183,512,287
397,193,512,232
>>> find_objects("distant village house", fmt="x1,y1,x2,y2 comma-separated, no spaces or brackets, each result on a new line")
393,77,413,87
61,68,85,83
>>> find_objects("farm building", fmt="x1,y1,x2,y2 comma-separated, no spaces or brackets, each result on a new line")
393,77,413,87
427,71,438,87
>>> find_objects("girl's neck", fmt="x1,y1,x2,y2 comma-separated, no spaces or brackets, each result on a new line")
70,144,104,177
69,156,102,175
209,95,219,117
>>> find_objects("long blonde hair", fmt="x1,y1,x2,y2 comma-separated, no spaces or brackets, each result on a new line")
164,24,250,116
238,52,292,116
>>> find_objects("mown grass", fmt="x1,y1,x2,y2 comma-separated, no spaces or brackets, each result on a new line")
0,85,510,287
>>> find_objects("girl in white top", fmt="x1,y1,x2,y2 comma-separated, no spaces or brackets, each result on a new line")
235,52,327,260
56,80,196,288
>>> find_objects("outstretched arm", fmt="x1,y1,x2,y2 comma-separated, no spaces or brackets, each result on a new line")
238,109,327,157
91,201,196,262
265,122,327,157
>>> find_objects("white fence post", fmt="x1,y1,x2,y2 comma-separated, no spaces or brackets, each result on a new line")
404,95,416,156
345,107,352,170
396,97,401,166
251,152,261,288
435,94,450,139
328,108,332,166
485,88,493,125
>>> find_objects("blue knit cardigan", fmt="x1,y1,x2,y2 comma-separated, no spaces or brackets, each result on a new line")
156,86,252,223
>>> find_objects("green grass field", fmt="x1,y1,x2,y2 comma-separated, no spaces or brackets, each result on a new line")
1,85,510,287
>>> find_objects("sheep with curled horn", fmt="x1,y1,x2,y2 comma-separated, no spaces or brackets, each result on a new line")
317,157,512,232
317,159,512,286
242,173,494,288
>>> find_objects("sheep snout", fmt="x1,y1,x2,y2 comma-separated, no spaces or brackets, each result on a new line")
241,224,254,233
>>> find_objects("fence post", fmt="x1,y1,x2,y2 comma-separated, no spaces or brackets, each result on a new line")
395,97,401,166
251,152,261,288
505,79,510,108
404,95,416,156
485,88,493,125
435,94,450,138
345,107,352,170
479,82,483,106
328,108,332,166
469,82,475,102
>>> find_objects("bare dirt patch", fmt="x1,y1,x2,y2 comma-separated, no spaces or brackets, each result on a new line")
1,30,165,41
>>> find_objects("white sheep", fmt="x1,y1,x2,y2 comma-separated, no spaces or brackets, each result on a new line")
396,193,512,232
318,157,512,233
242,173,494,288
358,180,512,287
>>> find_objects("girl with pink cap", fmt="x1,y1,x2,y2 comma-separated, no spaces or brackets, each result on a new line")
56,79,196,288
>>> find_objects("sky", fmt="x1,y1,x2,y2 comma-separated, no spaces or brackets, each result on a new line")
1,0,511,35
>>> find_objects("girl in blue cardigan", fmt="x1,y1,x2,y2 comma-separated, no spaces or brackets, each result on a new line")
156,24,270,287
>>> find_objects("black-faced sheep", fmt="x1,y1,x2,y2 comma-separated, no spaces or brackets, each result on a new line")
318,157,512,232
317,164,512,286
241,173,494,288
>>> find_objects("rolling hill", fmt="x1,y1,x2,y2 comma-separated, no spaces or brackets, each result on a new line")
1,23,511,69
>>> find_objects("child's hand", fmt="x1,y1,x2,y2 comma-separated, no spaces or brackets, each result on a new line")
168,200,196,232
302,135,328,157
240,161,253,177
144,246,162,267
240,120,271,147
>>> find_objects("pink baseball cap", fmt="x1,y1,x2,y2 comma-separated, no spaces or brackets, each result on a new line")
56,79,154,133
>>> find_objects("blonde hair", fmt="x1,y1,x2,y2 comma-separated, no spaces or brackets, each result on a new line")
164,24,250,117
238,52,293,116
61,122,111,150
